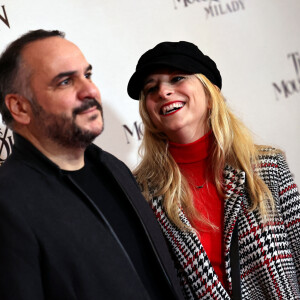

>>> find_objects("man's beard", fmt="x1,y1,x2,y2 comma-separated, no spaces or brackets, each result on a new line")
30,98,104,149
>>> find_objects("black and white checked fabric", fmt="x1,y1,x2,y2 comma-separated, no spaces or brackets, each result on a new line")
150,152,300,299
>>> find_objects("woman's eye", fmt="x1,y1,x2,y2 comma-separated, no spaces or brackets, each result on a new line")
144,86,157,95
171,76,185,83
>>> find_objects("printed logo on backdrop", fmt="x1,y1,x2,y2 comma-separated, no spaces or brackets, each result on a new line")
123,121,143,144
172,0,245,18
0,126,14,166
0,5,10,28
273,52,300,100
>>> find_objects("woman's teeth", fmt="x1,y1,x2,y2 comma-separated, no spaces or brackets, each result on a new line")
162,102,185,115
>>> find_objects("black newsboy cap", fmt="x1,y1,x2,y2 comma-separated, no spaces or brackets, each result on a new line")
127,41,222,100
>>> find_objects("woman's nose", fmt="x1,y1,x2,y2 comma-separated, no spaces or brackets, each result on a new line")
158,83,173,99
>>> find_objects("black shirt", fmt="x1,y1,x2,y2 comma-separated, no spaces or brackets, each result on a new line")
65,156,171,300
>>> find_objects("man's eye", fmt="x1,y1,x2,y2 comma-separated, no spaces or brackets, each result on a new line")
58,78,71,86
85,72,92,79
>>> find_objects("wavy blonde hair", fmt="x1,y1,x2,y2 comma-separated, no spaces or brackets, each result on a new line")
134,74,276,230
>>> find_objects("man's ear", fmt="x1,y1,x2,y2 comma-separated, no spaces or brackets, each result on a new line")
5,94,32,125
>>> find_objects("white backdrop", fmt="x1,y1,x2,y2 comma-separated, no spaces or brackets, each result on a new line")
0,0,299,185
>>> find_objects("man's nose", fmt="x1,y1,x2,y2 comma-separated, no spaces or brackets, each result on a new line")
77,78,100,101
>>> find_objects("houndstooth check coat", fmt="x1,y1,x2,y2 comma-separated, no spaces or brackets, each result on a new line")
149,151,300,299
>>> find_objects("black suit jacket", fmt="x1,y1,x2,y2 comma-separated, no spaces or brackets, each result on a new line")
0,134,183,300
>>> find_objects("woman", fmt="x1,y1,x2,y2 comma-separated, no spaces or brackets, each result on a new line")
127,41,300,299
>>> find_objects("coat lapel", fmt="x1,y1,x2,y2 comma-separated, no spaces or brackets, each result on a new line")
223,165,246,247
223,165,246,287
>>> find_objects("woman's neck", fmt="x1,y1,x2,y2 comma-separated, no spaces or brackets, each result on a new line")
168,131,213,164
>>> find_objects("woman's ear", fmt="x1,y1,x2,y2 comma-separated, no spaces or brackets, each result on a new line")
5,94,32,125
213,84,220,92
207,97,212,109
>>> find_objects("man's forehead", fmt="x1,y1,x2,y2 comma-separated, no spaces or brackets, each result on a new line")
22,37,87,74
23,36,64,53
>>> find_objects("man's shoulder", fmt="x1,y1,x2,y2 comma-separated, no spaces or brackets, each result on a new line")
0,155,32,202
0,151,23,177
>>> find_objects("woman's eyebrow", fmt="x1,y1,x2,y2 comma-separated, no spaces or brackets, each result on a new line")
143,78,155,86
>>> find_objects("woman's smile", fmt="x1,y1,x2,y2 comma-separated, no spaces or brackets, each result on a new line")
160,101,186,116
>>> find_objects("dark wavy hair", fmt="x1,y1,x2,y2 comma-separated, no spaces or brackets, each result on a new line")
0,29,65,127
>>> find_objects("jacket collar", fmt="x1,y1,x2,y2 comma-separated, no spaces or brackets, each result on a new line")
13,133,63,174
12,133,103,176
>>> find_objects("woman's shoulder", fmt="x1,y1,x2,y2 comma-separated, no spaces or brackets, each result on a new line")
256,145,282,154
255,145,293,178
255,145,284,160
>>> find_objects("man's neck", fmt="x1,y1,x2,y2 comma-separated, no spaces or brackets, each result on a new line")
16,129,86,171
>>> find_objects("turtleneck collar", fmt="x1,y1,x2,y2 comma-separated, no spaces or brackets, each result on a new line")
168,131,213,164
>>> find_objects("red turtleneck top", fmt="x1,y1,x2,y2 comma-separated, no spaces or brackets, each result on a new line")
168,131,227,289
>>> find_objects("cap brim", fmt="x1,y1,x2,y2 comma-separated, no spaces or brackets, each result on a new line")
127,55,219,100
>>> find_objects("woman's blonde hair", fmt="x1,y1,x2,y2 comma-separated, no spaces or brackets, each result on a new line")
134,74,276,230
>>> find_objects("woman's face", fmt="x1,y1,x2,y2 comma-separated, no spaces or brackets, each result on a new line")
143,68,210,144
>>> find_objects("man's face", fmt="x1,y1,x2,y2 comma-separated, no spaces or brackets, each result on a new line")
22,36,103,148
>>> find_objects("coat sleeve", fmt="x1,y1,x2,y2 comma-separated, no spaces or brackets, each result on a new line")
0,200,45,299
276,153,300,282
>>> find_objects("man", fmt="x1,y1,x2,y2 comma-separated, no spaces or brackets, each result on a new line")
0,30,183,300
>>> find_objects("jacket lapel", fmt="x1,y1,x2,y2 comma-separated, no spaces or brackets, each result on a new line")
223,164,246,289
223,165,246,248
